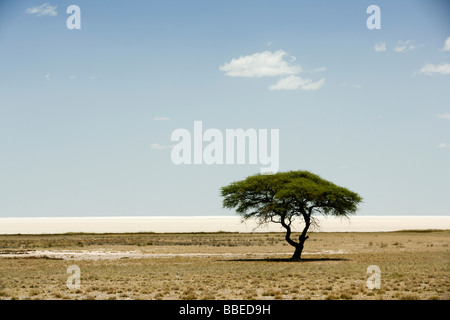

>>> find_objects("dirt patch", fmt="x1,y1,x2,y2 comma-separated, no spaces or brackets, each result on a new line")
0,249,348,260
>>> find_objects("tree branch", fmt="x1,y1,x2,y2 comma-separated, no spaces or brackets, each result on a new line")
298,210,311,243
280,215,298,248
270,217,282,224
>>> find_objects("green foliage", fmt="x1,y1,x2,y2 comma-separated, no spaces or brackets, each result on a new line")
221,170,362,225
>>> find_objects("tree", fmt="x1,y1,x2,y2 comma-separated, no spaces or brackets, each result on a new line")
221,171,362,260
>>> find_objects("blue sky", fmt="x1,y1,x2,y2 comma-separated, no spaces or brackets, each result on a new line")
0,0,449,217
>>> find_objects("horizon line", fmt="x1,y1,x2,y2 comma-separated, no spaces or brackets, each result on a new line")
0,215,449,219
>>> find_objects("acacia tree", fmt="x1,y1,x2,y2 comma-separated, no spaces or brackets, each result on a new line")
221,171,362,260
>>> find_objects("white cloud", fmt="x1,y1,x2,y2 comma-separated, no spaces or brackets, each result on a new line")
393,40,420,53
220,50,325,91
154,117,171,121
442,37,450,52
437,142,450,149
269,75,325,91
417,63,450,75
300,78,325,91
437,113,450,120
339,165,349,169
88,76,98,80
68,75,76,80
374,41,386,52
26,3,57,17
219,50,302,78
150,143,172,150
44,73,51,80
311,66,327,73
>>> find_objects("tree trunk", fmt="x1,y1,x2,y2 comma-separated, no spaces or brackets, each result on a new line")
291,217,310,260
291,244,303,260
280,214,310,260
291,234,308,260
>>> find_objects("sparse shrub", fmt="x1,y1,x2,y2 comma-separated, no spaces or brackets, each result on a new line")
262,289,282,297
399,294,419,300
154,292,164,300
339,292,353,300
180,292,198,300
30,289,39,296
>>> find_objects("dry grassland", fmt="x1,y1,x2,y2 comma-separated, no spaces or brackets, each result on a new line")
0,230,448,300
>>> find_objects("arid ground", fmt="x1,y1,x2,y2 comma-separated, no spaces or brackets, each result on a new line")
0,230,448,300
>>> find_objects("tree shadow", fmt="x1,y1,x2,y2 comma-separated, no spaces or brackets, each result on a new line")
221,257,350,263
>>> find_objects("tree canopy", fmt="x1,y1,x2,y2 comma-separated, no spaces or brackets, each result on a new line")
221,170,362,259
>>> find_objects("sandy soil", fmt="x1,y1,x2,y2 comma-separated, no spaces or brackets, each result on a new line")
0,249,348,260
